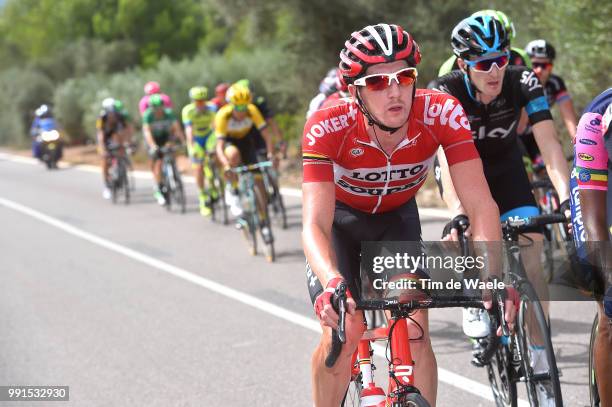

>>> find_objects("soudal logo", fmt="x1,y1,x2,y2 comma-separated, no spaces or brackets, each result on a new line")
350,147,364,157
305,105,358,146
423,96,470,131
579,138,597,146
578,153,594,161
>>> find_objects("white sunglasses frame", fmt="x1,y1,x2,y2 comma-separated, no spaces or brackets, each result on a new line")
353,67,419,88
464,52,510,73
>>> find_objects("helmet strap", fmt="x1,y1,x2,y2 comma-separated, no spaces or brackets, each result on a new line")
355,86,414,135
462,69,480,102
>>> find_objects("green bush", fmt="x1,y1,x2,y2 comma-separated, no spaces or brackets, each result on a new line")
51,45,306,145
0,67,54,146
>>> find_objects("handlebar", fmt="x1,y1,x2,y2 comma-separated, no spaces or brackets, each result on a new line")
231,161,273,174
502,213,567,234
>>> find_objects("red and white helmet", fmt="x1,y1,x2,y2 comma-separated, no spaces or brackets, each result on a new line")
339,23,421,84
334,69,348,92
144,81,161,95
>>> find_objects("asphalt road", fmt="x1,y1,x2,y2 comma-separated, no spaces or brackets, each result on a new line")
0,153,597,406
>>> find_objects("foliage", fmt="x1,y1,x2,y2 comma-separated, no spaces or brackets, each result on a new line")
0,0,610,146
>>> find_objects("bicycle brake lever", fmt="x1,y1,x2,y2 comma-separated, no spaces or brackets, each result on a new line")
334,282,348,344
496,289,510,337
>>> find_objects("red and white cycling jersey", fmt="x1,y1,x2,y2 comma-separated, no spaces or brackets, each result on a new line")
302,89,479,214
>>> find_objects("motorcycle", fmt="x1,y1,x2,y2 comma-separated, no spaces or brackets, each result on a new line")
37,129,63,169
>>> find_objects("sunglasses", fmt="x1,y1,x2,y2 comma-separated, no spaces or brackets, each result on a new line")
532,62,553,70
353,67,418,91
233,104,248,112
464,53,510,73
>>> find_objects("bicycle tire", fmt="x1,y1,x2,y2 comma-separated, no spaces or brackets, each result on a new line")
342,374,363,407
241,188,258,256
255,186,275,262
172,166,186,214
272,180,287,230
589,314,600,407
211,167,229,225
120,159,130,205
486,343,518,407
163,161,173,211
239,216,257,256
515,283,563,406
111,163,119,205
400,392,431,407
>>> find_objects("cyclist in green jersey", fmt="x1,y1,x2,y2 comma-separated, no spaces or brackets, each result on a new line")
437,10,531,77
182,86,217,216
143,95,185,205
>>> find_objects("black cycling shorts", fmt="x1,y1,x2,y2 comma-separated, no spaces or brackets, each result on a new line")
223,136,258,166
306,198,423,304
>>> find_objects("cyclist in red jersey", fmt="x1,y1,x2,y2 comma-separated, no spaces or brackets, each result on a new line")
318,70,351,110
303,23,516,407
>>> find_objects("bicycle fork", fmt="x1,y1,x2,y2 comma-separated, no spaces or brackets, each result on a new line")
353,318,417,406
353,339,386,406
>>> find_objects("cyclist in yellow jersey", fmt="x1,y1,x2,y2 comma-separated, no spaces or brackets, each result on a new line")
215,83,275,219
182,86,217,216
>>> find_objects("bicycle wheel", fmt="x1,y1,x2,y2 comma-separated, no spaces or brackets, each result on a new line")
270,176,287,229
110,161,119,204
162,161,173,211
172,166,186,214
240,188,258,256
400,392,431,407
486,343,518,407
589,314,600,407
515,283,563,406
120,159,130,205
255,185,275,262
342,374,363,407
212,167,229,225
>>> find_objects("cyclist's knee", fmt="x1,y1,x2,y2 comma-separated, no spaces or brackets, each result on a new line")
224,146,240,164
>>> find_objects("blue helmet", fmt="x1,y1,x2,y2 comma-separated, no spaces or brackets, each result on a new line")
451,15,509,59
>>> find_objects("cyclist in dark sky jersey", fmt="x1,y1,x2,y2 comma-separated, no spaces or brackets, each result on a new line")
429,15,570,406
520,39,578,168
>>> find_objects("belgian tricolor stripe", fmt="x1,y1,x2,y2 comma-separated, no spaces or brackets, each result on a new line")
303,153,332,163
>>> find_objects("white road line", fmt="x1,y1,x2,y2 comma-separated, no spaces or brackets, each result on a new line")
0,195,522,404
0,151,452,218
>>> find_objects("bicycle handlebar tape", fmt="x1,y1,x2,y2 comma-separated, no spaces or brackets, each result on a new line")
325,282,348,368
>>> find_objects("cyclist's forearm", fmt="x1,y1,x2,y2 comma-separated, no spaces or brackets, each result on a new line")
216,139,229,167
96,131,104,147
303,225,340,286
438,149,466,216
185,126,194,147
173,122,185,143
262,127,274,155
559,100,577,141
142,127,155,148
269,118,283,144
533,120,570,202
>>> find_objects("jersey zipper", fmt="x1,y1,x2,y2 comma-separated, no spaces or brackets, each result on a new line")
355,137,412,214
